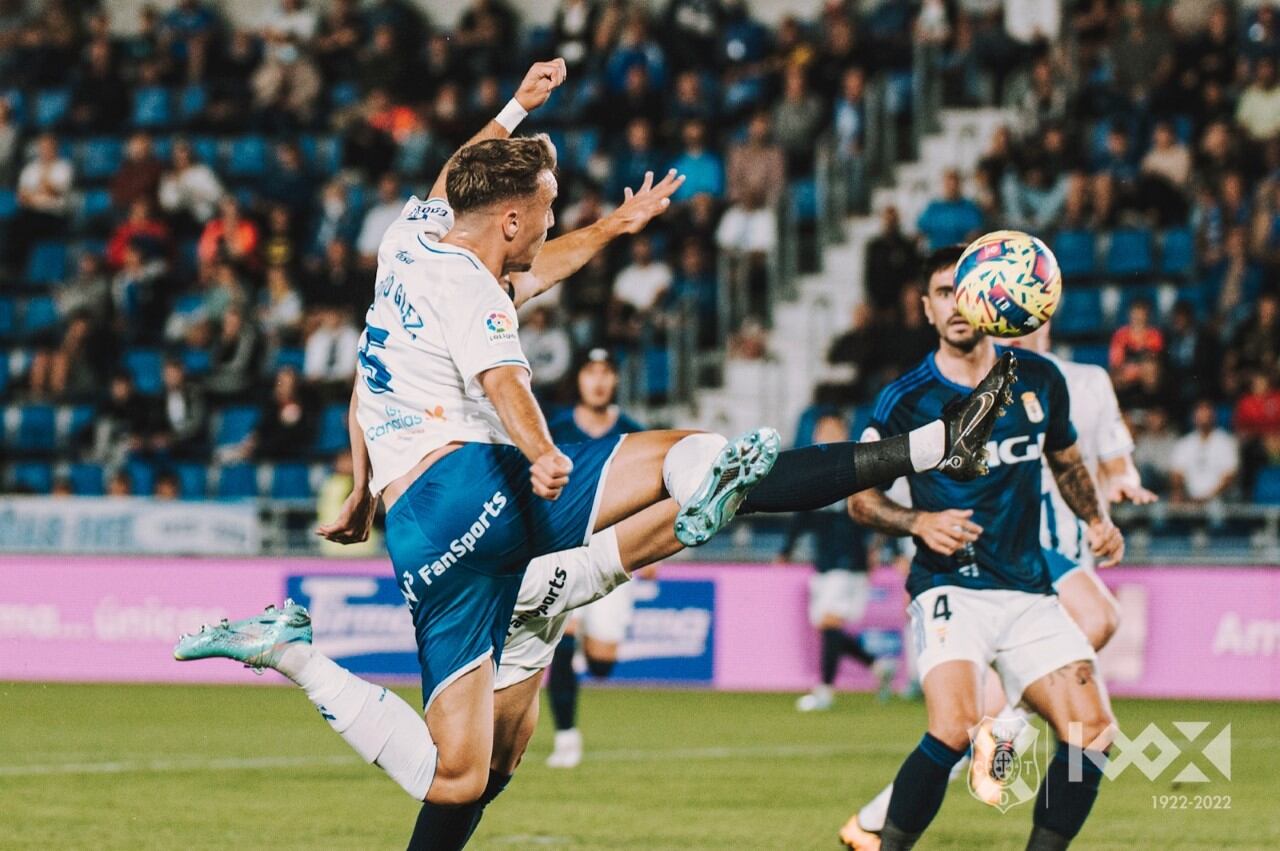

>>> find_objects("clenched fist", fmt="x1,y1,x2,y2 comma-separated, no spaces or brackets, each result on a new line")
531,449,573,500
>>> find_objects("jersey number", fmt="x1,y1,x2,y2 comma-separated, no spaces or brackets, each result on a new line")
932,594,952,621
359,324,394,394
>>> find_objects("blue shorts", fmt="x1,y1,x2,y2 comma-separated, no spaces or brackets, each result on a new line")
385,437,625,707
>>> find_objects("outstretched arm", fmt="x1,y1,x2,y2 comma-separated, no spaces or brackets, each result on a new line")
317,381,377,543
508,169,685,307
427,58,568,200
480,365,572,501
1047,443,1125,566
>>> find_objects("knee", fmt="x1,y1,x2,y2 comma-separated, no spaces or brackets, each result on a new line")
928,713,981,753
1072,600,1120,651
1057,709,1117,753
428,762,489,805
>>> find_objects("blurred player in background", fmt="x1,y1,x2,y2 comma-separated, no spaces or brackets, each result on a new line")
780,413,896,712
543,348,645,768
838,246,1123,851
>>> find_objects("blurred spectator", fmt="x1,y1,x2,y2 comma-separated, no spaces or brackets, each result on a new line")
111,133,165,210
520,306,574,398
260,266,305,346
976,126,1016,216
671,240,719,347
728,316,770,360
304,306,360,389
262,204,299,272
106,470,135,498
69,37,129,134
206,305,262,400
666,70,718,138
256,366,314,460
1170,399,1239,504
1208,226,1264,329
261,142,312,222
313,0,364,82
198,196,261,269
356,173,405,264
112,241,170,341
159,139,226,230
1236,372,1280,495
306,239,365,321
252,28,323,128
864,206,918,316
9,134,73,270
665,0,725,73
29,254,113,400
0,99,16,186
772,65,824,177
553,0,600,74
1163,300,1223,416
1236,57,1280,144
153,471,181,500
670,119,723,201
917,169,984,251
1011,57,1067,137
610,117,666,201
716,111,784,255
106,199,171,270
317,452,383,556
1223,292,1280,397
1001,159,1068,232
832,67,868,211
155,357,209,458
92,374,156,470
606,12,668,94
264,0,319,43
457,0,518,76
310,180,362,259
1110,299,1165,407
51,477,74,497
1132,407,1178,494
360,24,410,97
1141,121,1192,190
612,235,673,325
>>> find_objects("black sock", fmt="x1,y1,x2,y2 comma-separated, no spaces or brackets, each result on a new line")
405,801,476,851
820,629,874,683
461,770,513,845
885,733,968,836
740,437,915,514
1033,744,1107,843
585,657,615,678
547,634,578,731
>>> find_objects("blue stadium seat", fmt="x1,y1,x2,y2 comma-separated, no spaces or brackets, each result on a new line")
1070,343,1109,368
68,462,105,496
25,241,68,284
565,128,600,173
11,461,53,494
273,347,306,372
33,88,71,128
226,136,268,178
125,459,156,495
79,188,114,223
22,296,58,337
329,81,361,111
190,136,220,167
1106,228,1154,278
1117,285,1160,320
789,178,819,224
1254,467,1280,505
1160,227,1195,278
3,89,25,126
0,188,15,219
299,134,342,175
177,84,207,124
173,462,209,499
15,404,56,453
216,462,258,499
1052,230,1097,279
1050,287,1104,337
269,462,313,500
0,297,13,340
313,404,349,455
132,86,172,128
181,347,212,377
79,137,124,181
792,404,840,448
123,348,164,395
62,404,96,446
214,406,260,449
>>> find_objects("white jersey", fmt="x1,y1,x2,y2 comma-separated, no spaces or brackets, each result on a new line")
1039,353,1134,564
356,196,531,496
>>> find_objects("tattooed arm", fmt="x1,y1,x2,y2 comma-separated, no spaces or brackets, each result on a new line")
1047,443,1125,566
847,489,983,556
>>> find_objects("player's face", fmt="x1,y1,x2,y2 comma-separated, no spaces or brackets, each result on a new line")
505,170,558,270
577,362,617,409
922,264,983,352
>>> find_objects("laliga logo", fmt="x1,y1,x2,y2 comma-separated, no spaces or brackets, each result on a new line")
485,312,511,333
968,716,1043,812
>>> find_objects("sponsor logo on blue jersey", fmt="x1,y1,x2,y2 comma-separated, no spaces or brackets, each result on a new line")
400,491,509,602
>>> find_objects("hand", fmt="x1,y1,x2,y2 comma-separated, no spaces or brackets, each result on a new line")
531,449,573,500
1087,517,1125,567
1107,478,1157,505
317,487,376,544
610,169,686,235
513,58,568,112
909,509,983,556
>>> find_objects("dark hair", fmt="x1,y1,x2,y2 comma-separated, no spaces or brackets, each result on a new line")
446,135,557,214
922,244,967,280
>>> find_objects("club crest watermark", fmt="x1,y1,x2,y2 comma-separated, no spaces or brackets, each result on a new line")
967,716,1043,812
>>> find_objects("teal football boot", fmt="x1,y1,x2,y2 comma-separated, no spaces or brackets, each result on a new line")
174,599,312,672
674,427,781,547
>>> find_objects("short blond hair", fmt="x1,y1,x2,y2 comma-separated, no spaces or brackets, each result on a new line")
446,134,557,214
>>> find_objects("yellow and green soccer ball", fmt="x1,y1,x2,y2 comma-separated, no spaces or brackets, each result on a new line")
954,230,1062,338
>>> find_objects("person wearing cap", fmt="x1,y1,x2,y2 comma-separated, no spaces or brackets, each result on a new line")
540,347,645,768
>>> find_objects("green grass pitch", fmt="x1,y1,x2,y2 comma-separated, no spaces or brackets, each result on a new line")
2,683,1276,849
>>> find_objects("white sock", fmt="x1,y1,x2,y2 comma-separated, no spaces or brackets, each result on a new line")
662,433,728,506
908,420,946,472
858,782,894,832
286,648,437,800
997,701,1030,722
948,754,970,782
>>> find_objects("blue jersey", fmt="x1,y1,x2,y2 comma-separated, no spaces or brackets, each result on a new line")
866,346,1076,598
547,406,644,444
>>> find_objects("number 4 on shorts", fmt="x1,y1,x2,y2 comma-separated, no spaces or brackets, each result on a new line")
932,593,952,621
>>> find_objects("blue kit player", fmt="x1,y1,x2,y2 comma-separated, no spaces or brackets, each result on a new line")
838,246,1125,851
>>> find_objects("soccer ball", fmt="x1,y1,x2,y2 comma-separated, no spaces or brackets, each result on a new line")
953,230,1062,338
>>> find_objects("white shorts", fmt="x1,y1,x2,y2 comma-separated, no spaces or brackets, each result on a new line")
578,579,636,645
908,585,1096,705
495,527,630,691
808,570,870,628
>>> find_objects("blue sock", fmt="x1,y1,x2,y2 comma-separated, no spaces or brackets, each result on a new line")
885,733,968,835
405,801,475,851
1033,744,1107,841
548,635,578,730
461,770,513,844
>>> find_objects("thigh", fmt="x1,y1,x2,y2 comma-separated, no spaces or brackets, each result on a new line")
995,593,1097,711
491,674,542,775
426,661,495,775
922,660,986,750
1021,658,1115,751
592,430,698,532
